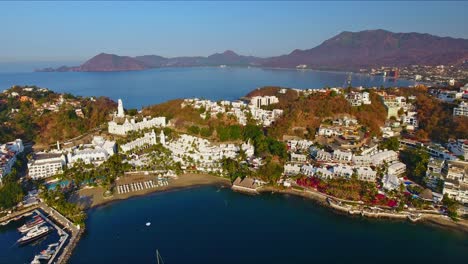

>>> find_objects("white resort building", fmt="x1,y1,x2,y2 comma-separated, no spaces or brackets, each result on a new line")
108,117,166,135
0,139,24,184
28,153,66,180
108,99,166,135
120,130,166,153
67,136,116,166
165,134,254,173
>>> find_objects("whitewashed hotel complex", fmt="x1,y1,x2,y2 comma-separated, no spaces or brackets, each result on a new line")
108,99,166,135
67,136,116,166
120,130,166,153
28,153,66,180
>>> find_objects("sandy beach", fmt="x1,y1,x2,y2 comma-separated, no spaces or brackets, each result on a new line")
70,173,230,209
70,173,468,233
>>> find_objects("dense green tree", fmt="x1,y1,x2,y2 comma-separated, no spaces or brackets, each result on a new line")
380,137,400,151
0,181,24,209
400,147,430,184
188,125,200,135
442,194,459,219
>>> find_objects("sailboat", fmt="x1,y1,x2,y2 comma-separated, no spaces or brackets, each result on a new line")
156,250,165,264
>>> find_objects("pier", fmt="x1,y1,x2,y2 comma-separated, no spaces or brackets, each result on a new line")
34,209,69,264
38,203,82,264
0,203,83,264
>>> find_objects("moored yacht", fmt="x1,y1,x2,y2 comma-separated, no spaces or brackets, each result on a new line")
18,225,52,245
18,215,45,233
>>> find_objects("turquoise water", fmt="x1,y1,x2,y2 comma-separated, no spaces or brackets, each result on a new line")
68,186,467,264
0,67,414,109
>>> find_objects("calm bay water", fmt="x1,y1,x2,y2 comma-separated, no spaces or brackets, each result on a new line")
0,67,415,109
67,186,467,264
1,67,455,263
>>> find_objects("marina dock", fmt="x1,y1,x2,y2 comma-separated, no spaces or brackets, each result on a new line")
0,203,83,264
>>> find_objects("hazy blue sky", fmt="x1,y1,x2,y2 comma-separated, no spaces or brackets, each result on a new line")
1,1,467,62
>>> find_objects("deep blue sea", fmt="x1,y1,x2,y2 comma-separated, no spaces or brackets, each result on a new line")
65,187,466,264
0,67,415,109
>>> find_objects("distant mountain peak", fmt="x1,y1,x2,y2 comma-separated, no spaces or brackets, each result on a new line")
79,53,148,72
36,29,468,72
265,29,468,70
222,50,238,56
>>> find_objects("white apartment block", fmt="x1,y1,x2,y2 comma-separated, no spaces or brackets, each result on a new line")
443,161,468,203
333,165,354,178
402,111,418,130
297,164,376,182
315,150,332,162
387,162,406,176
356,167,377,182
318,126,341,137
352,155,372,166
288,139,313,152
443,181,468,204
453,101,468,117
370,150,398,166
250,96,279,108
284,164,301,176
448,139,468,160
290,153,307,163
332,150,353,163
28,153,66,180
425,158,445,190
301,164,315,177
0,139,24,184
345,92,371,106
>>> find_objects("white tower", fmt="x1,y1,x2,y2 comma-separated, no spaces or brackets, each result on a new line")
150,130,157,145
117,99,125,118
160,130,166,145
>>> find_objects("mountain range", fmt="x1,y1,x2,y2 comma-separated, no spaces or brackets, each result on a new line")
37,29,468,72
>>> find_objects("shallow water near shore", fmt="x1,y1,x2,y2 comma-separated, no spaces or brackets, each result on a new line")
69,186,468,264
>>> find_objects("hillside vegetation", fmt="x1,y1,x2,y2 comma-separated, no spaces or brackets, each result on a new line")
0,86,116,145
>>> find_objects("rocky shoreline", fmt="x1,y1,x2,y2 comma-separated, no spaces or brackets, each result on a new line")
257,185,468,234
